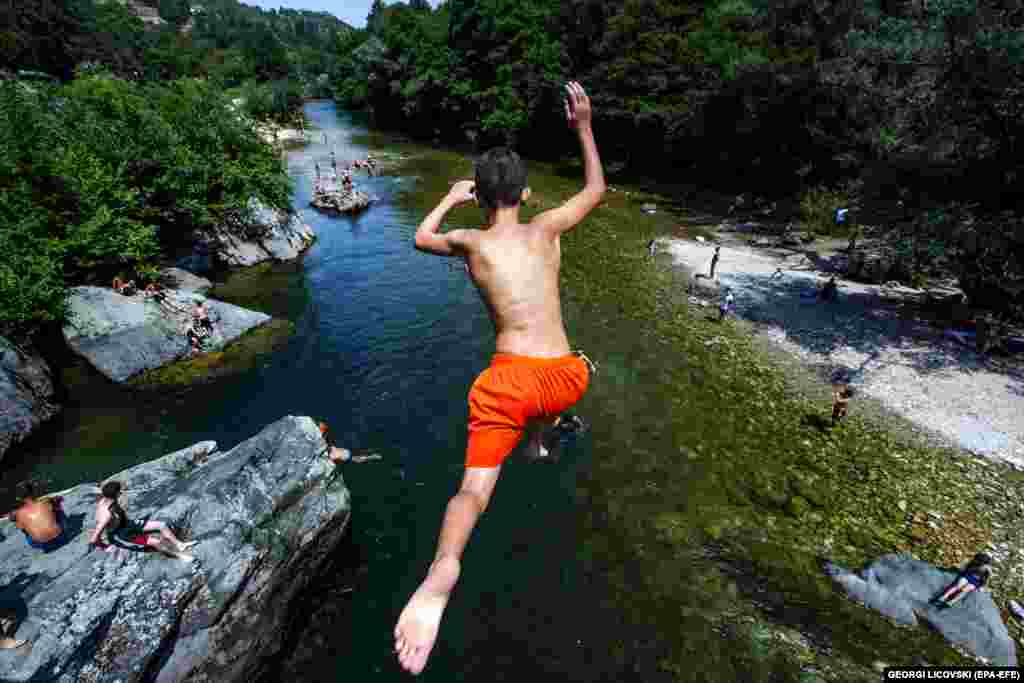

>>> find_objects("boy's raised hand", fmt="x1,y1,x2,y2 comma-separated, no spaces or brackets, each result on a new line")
447,180,477,206
564,81,592,130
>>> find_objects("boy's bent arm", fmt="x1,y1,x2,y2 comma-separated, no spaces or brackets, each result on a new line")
415,181,477,256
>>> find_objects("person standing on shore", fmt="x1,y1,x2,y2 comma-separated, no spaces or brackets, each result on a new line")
709,246,721,279
393,82,604,676
831,384,853,426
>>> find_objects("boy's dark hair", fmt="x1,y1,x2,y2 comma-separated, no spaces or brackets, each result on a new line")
101,481,122,499
474,147,527,210
15,481,36,501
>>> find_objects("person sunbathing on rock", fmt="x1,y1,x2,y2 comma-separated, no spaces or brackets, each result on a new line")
7,480,67,553
932,553,993,607
112,277,136,295
394,81,602,676
89,481,197,562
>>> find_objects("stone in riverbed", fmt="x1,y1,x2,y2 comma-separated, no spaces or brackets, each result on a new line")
0,337,60,461
0,416,350,683
825,553,1016,665
63,286,270,383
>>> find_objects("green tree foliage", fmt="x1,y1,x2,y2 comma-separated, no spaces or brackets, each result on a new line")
337,0,1024,317
0,76,289,335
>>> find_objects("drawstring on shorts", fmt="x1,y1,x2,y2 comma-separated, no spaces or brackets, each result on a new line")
574,350,598,376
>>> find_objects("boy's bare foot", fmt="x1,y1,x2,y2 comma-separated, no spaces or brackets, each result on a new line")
179,541,199,551
395,557,459,675
0,638,27,650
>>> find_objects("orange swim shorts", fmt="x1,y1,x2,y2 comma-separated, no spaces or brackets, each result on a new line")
465,353,591,468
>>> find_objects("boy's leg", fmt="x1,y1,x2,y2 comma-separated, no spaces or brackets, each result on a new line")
395,466,501,675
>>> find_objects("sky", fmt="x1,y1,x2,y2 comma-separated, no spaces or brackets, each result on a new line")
241,0,441,28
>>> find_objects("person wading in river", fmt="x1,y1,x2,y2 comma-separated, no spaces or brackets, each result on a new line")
393,81,604,676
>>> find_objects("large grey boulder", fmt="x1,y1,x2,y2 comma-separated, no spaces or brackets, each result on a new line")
826,553,1016,665
310,187,372,215
0,416,350,683
204,198,316,268
63,286,270,383
0,338,60,460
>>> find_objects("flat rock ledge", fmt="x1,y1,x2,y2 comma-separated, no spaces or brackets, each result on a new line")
826,553,1016,665
63,286,270,383
0,415,350,683
0,337,60,461
310,187,372,215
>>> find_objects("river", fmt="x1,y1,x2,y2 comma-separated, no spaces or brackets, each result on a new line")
0,101,960,681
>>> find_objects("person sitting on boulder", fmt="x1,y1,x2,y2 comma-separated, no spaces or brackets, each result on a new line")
820,276,839,303
192,300,213,334
7,480,67,553
0,608,27,650
185,324,205,354
112,277,136,295
144,282,168,305
932,553,993,607
89,481,197,562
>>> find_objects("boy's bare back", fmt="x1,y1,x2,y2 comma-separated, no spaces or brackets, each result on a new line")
415,82,604,359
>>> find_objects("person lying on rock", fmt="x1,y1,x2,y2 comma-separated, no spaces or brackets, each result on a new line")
0,608,27,651
7,480,67,553
394,81,603,676
89,481,197,562
932,553,993,607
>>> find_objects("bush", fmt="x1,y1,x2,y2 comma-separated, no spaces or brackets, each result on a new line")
0,75,290,334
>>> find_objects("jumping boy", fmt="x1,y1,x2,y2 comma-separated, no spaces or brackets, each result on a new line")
393,82,604,676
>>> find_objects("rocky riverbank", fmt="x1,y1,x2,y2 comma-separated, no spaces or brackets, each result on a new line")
657,235,1024,468
0,416,351,683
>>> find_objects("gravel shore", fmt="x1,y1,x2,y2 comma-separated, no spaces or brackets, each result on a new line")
659,236,1024,469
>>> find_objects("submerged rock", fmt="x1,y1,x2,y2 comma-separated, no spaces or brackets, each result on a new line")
310,186,372,215
825,553,1016,665
0,337,60,460
63,286,270,383
0,416,350,683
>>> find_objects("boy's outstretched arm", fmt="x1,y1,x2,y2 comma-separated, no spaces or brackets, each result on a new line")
414,180,478,256
534,81,606,235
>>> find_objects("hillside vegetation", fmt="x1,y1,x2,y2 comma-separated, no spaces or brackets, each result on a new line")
336,0,1024,325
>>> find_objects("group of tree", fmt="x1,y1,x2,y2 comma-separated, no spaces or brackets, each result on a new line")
335,0,1024,323
1,0,354,96
0,75,290,336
